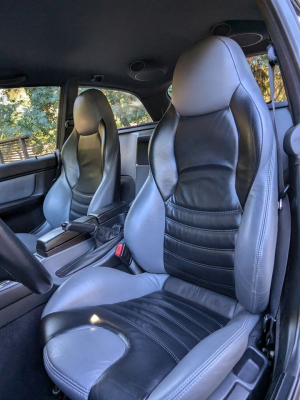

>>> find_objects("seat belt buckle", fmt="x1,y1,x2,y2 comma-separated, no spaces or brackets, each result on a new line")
263,313,276,346
278,184,290,210
115,243,132,266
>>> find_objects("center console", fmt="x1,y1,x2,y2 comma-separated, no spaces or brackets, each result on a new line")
35,201,129,283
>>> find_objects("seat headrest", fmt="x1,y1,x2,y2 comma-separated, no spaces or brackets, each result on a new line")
74,89,111,135
172,36,260,116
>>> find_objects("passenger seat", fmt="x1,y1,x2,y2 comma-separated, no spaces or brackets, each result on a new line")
17,89,120,253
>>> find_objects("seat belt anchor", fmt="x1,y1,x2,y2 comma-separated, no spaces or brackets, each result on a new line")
278,184,290,210
65,119,74,128
264,313,276,346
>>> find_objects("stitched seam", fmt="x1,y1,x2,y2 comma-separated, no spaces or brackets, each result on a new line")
218,37,263,158
153,293,224,328
89,146,118,210
141,298,212,334
128,300,201,341
254,145,275,308
45,358,88,397
44,348,89,396
73,189,94,197
175,315,250,399
165,263,235,289
115,304,191,351
166,314,250,400
71,198,89,207
45,350,89,393
174,319,249,400
251,144,275,311
165,217,238,233
165,234,234,252
101,307,180,363
166,201,242,215
70,210,84,218
164,249,234,271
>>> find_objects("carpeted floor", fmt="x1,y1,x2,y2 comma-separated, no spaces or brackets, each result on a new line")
0,304,55,400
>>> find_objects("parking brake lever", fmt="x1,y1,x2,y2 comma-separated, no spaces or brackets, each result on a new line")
61,220,123,247
61,221,97,234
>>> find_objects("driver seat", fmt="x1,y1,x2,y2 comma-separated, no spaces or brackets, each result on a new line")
41,37,278,400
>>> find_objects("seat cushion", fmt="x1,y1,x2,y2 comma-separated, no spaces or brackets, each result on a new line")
16,233,39,253
42,267,259,400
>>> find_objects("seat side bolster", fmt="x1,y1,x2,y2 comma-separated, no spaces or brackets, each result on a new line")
43,169,73,229
44,326,127,400
125,173,166,273
235,140,278,314
42,266,168,318
88,141,119,212
148,308,259,400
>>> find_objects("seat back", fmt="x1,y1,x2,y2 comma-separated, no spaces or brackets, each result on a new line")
125,37,278,314
43,89,119,228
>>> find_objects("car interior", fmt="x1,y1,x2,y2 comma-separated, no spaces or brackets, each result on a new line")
0,1,300,399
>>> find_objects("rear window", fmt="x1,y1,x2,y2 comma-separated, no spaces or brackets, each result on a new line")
79,88,152,129
167,53,287,103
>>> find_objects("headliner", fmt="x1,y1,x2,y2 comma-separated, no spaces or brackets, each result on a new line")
0,0,263,99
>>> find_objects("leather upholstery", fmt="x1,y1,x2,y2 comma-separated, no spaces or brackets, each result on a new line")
15,232,39,253
43,279,230,400
42,37,278,400
44,327,126,400
149,306,259,400
125,174,166,274
127,36,278,313
42,266,168,317
42,267,258,400
18,89,120,252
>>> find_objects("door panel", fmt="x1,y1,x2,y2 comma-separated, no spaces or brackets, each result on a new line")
0,175,35,204
0,154,57,232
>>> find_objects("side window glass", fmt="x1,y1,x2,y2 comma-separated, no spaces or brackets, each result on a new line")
247,55,287,103
79,88,152,129
167,54,288,103
0,87,60,164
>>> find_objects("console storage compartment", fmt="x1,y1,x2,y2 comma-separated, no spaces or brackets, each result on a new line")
36,215,98,257
54,201,129,277
36,201,129,259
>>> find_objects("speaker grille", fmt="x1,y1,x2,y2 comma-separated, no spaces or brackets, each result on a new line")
230,33,263,47
130,61,145,72
211,23,231,37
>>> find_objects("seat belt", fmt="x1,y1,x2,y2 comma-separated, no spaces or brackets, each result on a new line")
64,76,79,143
263,45,291,351
52,149,62,184
57,76,79,149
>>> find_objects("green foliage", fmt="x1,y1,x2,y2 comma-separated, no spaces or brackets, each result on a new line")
247,54,287,103
0,87,151,163
79,88,152,129
0,87,59,156
0,58,287,164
